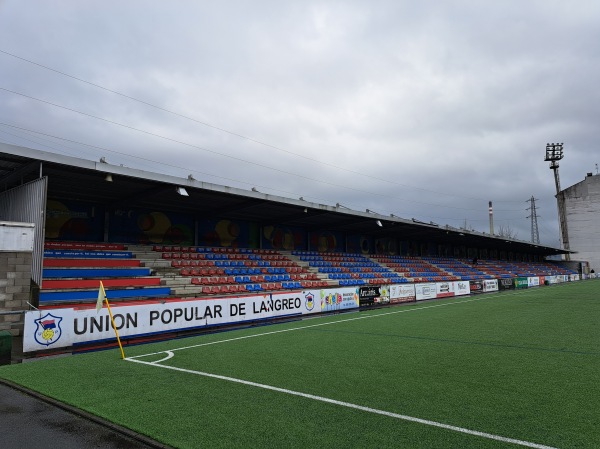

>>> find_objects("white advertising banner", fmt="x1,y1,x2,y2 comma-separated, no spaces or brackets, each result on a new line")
569,274,580,281
545,275,558,285
435,282,455,298
453,281,471,296
23,289,350,353
483,279,499,292
527,277,540,287
389,284,416,303
415,283,437,301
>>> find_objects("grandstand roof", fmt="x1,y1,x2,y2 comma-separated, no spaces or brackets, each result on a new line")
0,142,570,257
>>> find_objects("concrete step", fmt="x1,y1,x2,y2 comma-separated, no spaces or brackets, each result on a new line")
139,259,172,269
161,277,193,287
132,252,164,260
171,286,204,296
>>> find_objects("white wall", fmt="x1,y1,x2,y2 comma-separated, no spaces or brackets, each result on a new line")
563,174,600,272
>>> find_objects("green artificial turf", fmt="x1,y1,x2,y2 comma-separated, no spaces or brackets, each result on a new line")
1,281,598,448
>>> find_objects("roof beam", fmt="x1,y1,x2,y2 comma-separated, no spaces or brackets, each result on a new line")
0,160,40,187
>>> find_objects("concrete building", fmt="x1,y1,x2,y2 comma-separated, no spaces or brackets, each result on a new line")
560,172,600,272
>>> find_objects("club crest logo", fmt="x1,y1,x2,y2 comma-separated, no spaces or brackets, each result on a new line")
304,292,315,311
34,313,63,347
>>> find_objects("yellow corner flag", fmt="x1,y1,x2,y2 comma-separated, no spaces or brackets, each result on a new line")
96,281,125,359
96,281,106,312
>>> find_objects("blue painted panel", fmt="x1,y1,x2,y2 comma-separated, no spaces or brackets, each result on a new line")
42,268,151,278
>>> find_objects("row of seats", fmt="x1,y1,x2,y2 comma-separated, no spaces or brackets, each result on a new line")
328,272,402,280
298,256,367,262
154,245,280,255
179,267,304,277
171,260,306,274
317,266,391,274
187,274,304,285
168,258,295,267
162,252,290,261
192,279,329,294
309,261,382,268
337,278,412,286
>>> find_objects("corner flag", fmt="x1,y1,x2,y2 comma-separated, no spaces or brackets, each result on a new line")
96,280,125,359
96,281,107,312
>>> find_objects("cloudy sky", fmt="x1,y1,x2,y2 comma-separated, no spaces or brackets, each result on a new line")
1,1,599,247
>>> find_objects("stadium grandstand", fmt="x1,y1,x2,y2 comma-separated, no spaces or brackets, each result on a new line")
0,143,587,361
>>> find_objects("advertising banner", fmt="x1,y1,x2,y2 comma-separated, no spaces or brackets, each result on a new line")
359,286,380,307
569,274,580,281
23,290,339,352
483,279,499,292
453,281,470,296
515,278,528,289
538,276,546,286
527,277,540,287
469,280,484,294
374,285,391,305
415,283,436,301
389,284,416,303
435,282,455,298
318,287,361,312
498,278,515,290
545,275,557,285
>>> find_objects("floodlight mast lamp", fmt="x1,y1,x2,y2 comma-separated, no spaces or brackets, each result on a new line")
544,142,570,259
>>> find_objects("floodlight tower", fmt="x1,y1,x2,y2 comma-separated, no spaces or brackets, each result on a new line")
544,143,570,259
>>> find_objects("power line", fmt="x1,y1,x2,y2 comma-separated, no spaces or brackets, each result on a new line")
0,122,530,232
0,122,315,197
0,122,493,219
0,48,524,203
0,90,509,214
0,124,501,222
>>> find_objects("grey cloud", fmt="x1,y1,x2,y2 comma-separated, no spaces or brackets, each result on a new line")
1,0,599,247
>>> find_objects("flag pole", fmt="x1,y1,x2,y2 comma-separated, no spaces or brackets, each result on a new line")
98,281,126,359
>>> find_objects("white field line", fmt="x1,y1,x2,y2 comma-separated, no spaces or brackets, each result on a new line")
127,296,488,360
126,356,559,449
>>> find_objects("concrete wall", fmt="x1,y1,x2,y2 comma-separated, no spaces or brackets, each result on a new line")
0,250,32,362
1,221,35,362
562,173,600,272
